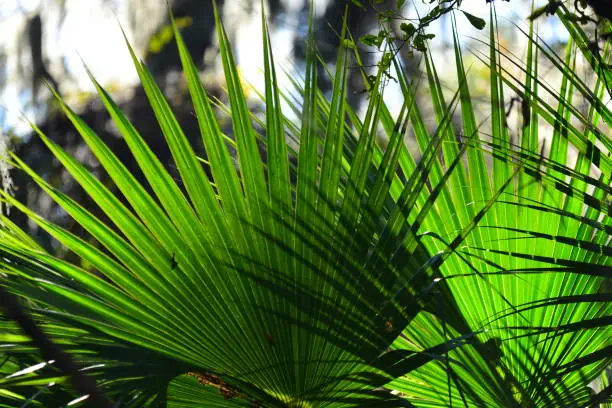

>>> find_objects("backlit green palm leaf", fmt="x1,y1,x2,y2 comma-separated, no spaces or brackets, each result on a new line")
0,3,609,407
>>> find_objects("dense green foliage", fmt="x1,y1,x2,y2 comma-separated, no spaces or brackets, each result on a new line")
0,2,610,407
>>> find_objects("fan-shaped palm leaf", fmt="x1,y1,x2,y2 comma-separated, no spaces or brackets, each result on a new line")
0,3,609,407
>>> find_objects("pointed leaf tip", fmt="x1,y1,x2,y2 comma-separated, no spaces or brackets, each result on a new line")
462,11,486,30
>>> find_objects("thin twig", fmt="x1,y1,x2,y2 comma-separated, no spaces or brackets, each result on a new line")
0,286,113,408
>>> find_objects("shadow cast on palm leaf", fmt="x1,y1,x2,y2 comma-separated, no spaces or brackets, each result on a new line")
0,2,610,407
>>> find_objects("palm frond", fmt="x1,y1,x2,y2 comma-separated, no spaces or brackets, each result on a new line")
0,3,609,407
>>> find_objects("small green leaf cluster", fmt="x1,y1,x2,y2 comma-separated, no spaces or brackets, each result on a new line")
358,0,488,50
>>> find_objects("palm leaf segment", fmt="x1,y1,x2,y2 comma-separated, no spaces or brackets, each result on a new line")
0,3,610,407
